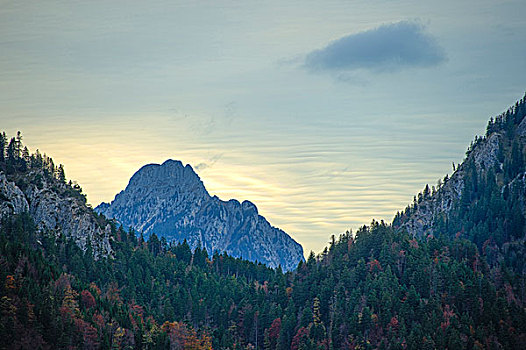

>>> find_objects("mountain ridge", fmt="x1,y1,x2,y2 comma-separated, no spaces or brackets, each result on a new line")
393,93,526,271
95,159,304,271
0,150,113,259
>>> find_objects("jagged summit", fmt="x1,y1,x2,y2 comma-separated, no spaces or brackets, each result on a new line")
126,160,206,195
124,160,208,201
129,160,202,185
96,159,304,271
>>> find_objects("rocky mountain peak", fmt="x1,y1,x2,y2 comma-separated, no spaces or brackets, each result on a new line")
96,160,304,271
241,200,258,215
128,159,206,194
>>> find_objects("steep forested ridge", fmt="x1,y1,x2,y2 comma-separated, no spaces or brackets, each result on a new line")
394,94,526,274
1,94,526,349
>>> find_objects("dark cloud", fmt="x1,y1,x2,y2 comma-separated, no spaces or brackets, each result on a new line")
305,21,446,72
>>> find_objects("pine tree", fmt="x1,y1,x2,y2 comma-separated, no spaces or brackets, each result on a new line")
57,164,66,182
6,137,16,169
0,132,6,163
15,131,22,158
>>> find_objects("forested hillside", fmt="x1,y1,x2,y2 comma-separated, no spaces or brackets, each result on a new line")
1,94,526,349
394,94,526,275
3,213,525,349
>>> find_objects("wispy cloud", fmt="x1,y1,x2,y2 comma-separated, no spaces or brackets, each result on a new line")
195,153,223,171
304,20,446,73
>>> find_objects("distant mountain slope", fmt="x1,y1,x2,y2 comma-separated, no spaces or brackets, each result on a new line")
393,94,526,270
95,160,304,270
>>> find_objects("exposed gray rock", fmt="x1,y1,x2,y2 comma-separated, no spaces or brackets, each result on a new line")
0,173,29,217
96,159,304,271
517,117,526,137
396,132,503,238
506,171,526,213
472,133,501,172
397,164,465,238
394,112,524,239
0,170,113,259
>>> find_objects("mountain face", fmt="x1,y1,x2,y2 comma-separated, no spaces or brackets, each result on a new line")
393,132,501,238
96,160,304,270
0,169,113,259
393,95,526,267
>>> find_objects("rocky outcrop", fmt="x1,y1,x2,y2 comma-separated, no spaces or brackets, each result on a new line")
397,168,465,238
395,133,504,238
472,133,501,172
0,170,113,259
96,160,304,271
0,173,29,217
516,116,526,137
506,171,526,212
394,101,526,239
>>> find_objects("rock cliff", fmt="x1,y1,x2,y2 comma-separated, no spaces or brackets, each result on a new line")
0,170,113,259
96,160,304,271
393,95,526,240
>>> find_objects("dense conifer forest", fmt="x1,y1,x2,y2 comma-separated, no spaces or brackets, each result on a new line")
1,95,526,349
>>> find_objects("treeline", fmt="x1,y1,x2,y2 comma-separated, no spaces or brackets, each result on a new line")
0,131,65,181
0,131,87,205
2,211,525,349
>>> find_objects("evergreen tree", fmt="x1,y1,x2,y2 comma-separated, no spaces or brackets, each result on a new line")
0,132,6,163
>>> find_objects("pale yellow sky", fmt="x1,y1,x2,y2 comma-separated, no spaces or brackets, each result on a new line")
3,110,478,255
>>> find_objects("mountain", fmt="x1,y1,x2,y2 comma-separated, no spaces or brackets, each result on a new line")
393,94,526,273
95,160,304,271
393,127,505,239
0,149,113,259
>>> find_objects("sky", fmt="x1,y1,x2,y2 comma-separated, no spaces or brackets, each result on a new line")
1,0,526,255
